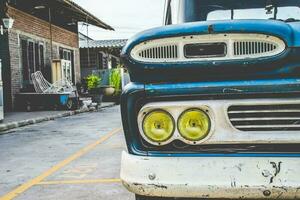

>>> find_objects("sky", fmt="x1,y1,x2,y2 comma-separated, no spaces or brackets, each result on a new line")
73,0,165,40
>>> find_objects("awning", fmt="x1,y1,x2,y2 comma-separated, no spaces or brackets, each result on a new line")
80,39,128,49
56,0,114,30
4,0,114,31
55,0,114,30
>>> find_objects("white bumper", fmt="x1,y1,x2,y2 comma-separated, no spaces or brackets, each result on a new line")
120,151,300,199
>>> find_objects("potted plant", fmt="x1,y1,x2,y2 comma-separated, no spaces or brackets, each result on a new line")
86,74,103,106
98,68,121,97
108,68,122,103
101,85,115,97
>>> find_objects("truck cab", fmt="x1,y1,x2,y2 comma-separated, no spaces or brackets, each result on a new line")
120,0,300,199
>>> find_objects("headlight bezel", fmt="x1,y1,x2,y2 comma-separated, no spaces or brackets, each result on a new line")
142,109,175,143
177,108,211,142
137,102,214,146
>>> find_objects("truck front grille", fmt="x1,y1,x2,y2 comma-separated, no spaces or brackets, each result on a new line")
130,33,286,63
228,104,300,131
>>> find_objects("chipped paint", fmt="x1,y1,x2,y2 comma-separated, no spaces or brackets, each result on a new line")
121,151,300,199
269,161,282,184
148,184,168,190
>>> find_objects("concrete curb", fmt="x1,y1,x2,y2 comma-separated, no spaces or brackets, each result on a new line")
0,103,116,134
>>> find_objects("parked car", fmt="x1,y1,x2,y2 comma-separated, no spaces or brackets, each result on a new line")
120,0,300,199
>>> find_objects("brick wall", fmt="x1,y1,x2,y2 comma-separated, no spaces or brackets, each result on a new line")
0,32,12,111
5,6,81,110
7,6,79,48
8,31,21,107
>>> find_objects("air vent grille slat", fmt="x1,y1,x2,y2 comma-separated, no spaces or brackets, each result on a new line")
228,104,300,131
233,41,277,56
138,44,179,60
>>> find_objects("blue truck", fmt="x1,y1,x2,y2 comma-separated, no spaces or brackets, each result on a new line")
120,0,300,199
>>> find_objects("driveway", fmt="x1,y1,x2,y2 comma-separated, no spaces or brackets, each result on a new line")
0,106,134,200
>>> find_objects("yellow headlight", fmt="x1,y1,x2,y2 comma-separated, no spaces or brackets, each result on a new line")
142,110,175,143
178,109,211,141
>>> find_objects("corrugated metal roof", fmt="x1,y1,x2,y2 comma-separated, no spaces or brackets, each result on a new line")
80,39,128,49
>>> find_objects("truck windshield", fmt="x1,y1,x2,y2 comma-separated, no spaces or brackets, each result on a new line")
168,0,300,24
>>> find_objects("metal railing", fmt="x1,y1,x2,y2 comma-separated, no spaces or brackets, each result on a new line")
92,68,130,91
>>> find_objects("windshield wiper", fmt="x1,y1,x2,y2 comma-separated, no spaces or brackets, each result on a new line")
284,18,300,22
270,18,300,23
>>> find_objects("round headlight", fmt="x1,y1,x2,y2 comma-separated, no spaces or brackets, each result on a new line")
178,109,211,141
142,110,175,143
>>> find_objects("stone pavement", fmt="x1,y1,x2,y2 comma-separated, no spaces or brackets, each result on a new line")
0,106,133,200
0,102,116,133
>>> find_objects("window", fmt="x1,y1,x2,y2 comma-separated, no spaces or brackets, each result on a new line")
35,43,39,71
98,52,103,69
111,57,118,68
164,0,172,25
60,48,72,61
168,0,300,24
21,40,29,84
28,41,34,77
170,0,179,24
207,6,300,21
21,39,45,84
39,44,45,73
59,47,74,83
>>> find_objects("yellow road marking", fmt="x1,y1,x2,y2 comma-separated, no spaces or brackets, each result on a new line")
37,178,121,185
0,128,122,200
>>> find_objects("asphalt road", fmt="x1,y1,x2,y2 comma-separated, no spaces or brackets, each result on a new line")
0,106,134,200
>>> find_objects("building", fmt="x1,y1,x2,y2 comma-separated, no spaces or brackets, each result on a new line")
79,32,93,42
0,0,113,111
79,39,127,78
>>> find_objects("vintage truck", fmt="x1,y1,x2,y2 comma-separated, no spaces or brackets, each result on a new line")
120,0,300,199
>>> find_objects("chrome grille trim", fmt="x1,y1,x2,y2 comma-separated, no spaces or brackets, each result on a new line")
130,33,286,62
230,117,300,121
228,104,300,131
235,124,300,128
228,109,300,113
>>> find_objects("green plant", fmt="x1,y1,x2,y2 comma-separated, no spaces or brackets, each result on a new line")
109,69,121,96
86,74,101,90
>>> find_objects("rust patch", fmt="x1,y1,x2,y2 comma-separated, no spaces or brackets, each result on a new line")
208,24,214,34
148,184,168,189
133,183,143,187
273,185,288,192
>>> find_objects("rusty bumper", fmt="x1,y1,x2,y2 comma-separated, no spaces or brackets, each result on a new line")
120,151,300,199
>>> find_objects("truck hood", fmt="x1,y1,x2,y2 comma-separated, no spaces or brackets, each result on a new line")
121,20,300,83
